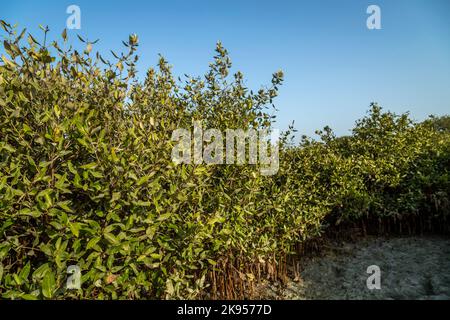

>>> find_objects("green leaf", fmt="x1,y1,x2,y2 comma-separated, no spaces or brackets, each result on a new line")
133,200,151,207
77,138,89,148
220,228,232,235
67,161,77,175
19,262,31,280
53,104,61,117
80,162,98,170
42,270,56,298
13,274,22,285
166,279,174,296
207,259,217,266
87,237,101,250
32,263,50,280
18,208,42,218
77,34,86,43
90,171,104,178
137,175,151,186
111,192,121,202
1,143,16,153
57,201,74,213
150,253,162,260
69,222,80,237
22,294,38,300
1,54,16,68
157,213,171,221
61,28,67,41
104,233,119,245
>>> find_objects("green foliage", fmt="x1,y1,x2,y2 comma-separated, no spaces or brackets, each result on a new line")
284,104,450,227
0,20,449,299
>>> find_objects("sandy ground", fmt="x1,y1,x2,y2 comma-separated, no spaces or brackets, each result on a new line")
259,236,450,300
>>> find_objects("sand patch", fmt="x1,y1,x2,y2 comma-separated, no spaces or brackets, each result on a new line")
260,236,450,300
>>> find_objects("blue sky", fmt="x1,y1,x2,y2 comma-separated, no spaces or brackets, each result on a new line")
3,0,450,137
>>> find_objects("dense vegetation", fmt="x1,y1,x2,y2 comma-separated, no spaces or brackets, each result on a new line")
0,21,449,299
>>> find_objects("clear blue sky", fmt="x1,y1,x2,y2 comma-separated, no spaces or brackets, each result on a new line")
3,0,450,137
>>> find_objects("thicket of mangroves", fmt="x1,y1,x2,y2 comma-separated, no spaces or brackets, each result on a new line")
1,21,449,299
